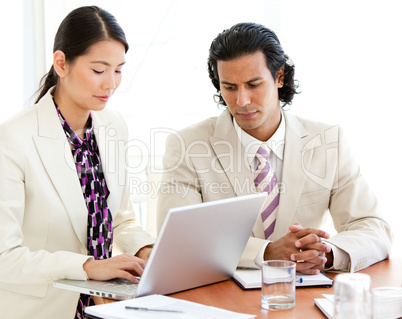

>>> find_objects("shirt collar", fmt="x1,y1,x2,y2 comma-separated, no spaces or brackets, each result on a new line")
233,110,286,167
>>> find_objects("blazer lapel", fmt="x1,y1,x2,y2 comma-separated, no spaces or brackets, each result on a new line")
272,112,312,240
210,110,265,238
210,110,255,196
32,93,87,250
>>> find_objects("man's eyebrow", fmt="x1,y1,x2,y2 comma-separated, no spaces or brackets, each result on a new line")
90,61,126,67
220,80,235,85
246,76,263,83
220,77,262,85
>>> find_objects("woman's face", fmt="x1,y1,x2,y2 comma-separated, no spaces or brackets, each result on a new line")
56,39,126,117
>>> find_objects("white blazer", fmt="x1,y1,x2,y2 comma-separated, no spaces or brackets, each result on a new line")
0,89,155,319
157,109,393,272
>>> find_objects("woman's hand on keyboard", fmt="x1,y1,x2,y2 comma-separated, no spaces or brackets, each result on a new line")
83,253,146,283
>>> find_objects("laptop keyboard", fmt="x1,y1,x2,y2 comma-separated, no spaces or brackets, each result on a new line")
104,278,138,294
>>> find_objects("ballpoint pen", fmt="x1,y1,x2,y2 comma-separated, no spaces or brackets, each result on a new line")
125,306,184,313
296,275,303,284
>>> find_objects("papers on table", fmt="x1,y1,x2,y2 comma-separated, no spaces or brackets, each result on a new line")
314,294,335,319
233,269,333,290
85,294,256,319
372,287,402,319
314,288,402,319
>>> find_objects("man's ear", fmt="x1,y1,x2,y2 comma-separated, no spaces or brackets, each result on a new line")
53,50,68,78
276,67,284,88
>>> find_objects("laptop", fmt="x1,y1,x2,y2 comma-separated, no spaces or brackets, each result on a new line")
53,193,267,300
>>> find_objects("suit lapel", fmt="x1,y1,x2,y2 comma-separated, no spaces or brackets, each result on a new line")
210,110,255,196
32,92,87,250
271,112,312,240
210,110,265,237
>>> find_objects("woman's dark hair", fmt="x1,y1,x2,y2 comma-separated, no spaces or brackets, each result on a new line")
35,6,129,103
207,22,299,108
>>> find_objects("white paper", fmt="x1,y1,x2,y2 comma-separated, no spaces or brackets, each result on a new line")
315,290,402,319
372,287,402,319
314,295,334,319
85,294,256,319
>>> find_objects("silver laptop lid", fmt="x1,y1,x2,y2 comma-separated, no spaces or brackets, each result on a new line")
135,192,266,297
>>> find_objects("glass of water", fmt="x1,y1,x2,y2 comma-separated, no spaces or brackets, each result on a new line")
333,273,372,319
261,260,296,310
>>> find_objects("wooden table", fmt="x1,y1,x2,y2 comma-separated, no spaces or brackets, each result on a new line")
169,259,402,318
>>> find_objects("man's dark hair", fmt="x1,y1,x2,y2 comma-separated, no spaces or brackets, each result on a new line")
208,22,299,107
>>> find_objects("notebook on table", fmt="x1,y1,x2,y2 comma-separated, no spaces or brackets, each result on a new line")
54,193,267,300
233,268,333,289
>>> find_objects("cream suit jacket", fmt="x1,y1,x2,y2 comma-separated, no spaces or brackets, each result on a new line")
0,90,155,319
157,109,393,272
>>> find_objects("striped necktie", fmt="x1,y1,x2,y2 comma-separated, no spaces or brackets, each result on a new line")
254,144,280,239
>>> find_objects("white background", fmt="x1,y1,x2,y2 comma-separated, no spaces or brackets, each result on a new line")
1,0,400,256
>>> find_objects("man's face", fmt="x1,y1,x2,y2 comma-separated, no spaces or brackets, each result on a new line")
217,51,283,141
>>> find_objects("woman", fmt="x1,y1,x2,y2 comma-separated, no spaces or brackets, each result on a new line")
0,6,154,319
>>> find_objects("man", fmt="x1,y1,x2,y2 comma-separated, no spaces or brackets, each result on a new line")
156,22,392,274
